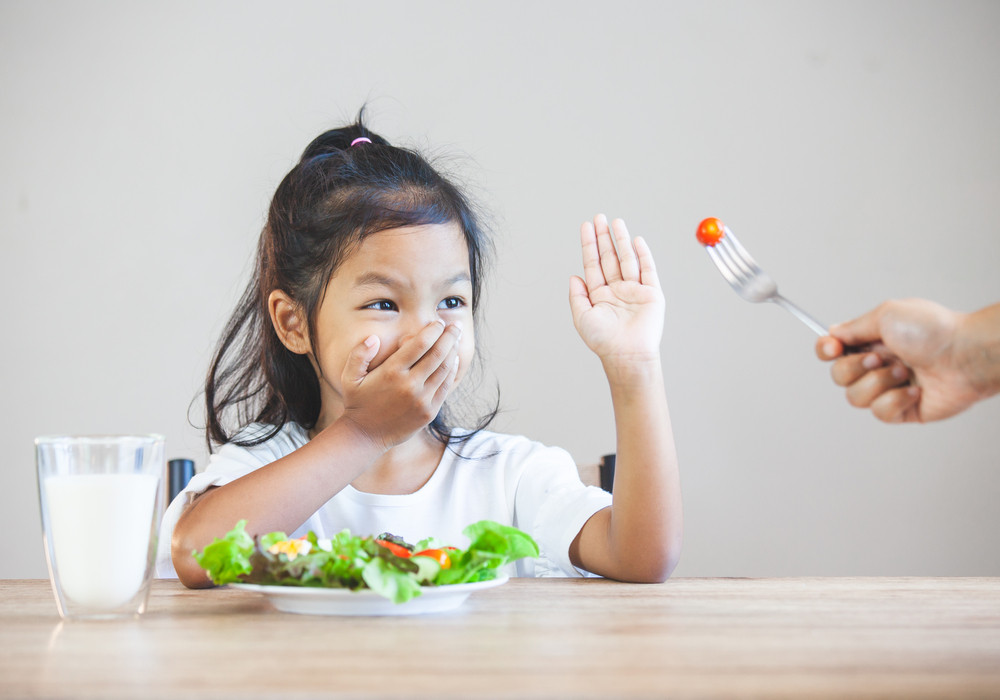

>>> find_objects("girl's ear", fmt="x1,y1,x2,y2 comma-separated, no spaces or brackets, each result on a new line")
268,290,311,354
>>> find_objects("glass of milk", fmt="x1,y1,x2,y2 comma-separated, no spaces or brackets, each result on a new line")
35,435,165,620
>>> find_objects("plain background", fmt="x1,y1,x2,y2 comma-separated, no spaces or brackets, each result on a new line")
2,1,998,579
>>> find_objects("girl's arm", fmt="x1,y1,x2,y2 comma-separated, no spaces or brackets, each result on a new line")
172,320,462,587
171,418,385,587
567,214,682,583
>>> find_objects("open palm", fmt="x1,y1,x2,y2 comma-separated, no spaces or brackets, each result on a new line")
569,216,664,361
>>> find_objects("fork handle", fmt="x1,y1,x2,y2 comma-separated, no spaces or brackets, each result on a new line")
772,295,899,363
770,295,829,337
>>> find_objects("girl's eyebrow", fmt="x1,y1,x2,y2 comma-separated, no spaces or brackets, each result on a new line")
353,271,472,289
442,272,472,286
353,272,399,289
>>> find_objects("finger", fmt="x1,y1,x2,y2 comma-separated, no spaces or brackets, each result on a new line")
426,341,458,388
611,219,640,282
432,348,462,405
830,352,884,387
594,214,624,284
844,362,912,408
342,335,381,386
389,320,447,370
409,321,462,381
568,275,593,324
633,236,661,289
579,220,605,291
870,385,922,424
816,336,844,361
829,303,889,347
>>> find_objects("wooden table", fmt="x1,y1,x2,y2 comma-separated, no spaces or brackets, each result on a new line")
2,577,999,698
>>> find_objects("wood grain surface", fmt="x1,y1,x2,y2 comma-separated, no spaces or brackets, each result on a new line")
2,577,998,698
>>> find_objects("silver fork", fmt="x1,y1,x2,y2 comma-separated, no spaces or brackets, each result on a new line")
703,221,828,336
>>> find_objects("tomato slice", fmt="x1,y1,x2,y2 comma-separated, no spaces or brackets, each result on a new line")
414,548,452,569
696,217,725,247
375,539,412,558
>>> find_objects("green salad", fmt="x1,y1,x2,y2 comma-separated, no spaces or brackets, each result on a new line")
193,520,539,604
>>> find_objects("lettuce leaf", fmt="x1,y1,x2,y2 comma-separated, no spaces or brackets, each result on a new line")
435,520,541,585
191,519,255,586
465,520,540,561
362,557,423,603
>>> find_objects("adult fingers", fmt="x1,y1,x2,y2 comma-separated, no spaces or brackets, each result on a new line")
816,336,844,361
870,385,922,423
844,362,912,408
830,352,884,387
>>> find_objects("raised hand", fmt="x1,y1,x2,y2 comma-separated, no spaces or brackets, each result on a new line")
565,215,682,583
569,214,664,364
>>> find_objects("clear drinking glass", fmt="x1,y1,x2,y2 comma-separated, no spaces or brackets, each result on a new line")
35,435,165,620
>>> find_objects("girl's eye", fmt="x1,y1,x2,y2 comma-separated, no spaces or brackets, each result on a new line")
365,300,397,312
438,297,465,310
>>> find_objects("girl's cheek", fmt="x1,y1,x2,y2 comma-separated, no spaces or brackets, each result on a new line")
456,332,475,381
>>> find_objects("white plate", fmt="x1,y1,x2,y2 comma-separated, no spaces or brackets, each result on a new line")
230,575,508,616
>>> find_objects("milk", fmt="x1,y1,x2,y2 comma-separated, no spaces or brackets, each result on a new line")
43,474,159,609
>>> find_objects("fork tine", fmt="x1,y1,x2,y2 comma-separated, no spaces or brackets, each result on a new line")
706,246,742,287
715,236,755,284
721,227,762,275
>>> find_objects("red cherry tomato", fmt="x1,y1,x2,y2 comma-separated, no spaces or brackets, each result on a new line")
696,217,725,247
375,539,412,558
414,548,452,569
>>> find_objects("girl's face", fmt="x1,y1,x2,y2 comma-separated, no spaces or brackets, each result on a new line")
306,222,476,419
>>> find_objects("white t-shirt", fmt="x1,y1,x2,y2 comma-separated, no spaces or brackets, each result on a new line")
156,424,612,579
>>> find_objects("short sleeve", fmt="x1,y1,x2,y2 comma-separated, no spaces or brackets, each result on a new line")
511,443,612,578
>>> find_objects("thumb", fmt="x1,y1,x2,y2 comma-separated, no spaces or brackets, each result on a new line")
343,335,380,386
829,305,886,347
815,335,844,361
568,275,592,323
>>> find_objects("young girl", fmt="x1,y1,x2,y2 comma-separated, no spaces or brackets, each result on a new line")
157,116,682,586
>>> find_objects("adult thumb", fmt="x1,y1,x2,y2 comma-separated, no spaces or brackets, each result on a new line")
829,305,886,347
343,335,380,385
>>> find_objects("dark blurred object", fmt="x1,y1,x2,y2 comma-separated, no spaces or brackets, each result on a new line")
599,454,616,492
167,458,195,503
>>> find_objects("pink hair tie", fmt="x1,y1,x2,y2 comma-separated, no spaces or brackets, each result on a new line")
350,137,372,147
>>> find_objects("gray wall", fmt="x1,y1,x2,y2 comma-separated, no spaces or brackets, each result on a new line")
2,1,998,578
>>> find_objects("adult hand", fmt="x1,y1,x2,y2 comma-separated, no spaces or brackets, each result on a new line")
816,298,994,423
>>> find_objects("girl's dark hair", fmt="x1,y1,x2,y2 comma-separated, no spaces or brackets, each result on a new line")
205,111,496,451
